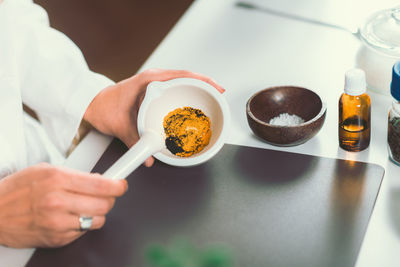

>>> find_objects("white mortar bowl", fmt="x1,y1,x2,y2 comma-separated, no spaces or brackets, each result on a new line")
103,78,230,180
138,78,230,166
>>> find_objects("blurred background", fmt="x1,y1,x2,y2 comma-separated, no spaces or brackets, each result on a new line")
33,0,194,81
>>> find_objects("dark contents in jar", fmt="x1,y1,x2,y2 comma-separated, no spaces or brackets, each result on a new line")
388,117,400,163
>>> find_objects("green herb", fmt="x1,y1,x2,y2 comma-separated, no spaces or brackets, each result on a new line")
145,239,234,267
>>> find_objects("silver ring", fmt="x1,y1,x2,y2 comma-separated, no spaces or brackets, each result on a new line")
79,216,93,231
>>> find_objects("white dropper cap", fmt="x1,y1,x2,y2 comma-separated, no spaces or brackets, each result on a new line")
344,68,367,96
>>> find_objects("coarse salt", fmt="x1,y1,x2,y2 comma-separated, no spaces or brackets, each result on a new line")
269,113,304,126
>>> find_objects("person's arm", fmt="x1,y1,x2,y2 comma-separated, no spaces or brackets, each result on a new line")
7,0,113,155
0,1,127,248
0,163,127,248
0,1,226,249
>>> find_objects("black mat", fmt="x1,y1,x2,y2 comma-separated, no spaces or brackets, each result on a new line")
27,139,384,267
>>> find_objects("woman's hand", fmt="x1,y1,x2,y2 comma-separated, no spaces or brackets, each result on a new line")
0,163,127,248
83,69,225,167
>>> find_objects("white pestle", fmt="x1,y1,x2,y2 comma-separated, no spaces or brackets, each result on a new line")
102,130,164,180
101,78,230,180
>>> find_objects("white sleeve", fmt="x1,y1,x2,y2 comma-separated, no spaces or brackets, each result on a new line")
8,0,114,155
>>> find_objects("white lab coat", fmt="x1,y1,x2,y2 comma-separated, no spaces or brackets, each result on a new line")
0,0,114,178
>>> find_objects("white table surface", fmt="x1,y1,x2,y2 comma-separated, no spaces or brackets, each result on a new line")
2,0,400,266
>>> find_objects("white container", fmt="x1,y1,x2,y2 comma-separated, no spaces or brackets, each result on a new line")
356,7,400,95
356,45,398,95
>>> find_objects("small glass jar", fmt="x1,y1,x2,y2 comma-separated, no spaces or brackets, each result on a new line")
388,61,400,165
388,100,400,165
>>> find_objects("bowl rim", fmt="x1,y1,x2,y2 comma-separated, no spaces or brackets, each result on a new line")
246,85,327,128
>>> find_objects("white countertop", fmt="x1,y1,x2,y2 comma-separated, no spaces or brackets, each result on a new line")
2,0,400,266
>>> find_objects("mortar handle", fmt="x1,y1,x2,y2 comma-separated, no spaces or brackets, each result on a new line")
102,130,164,180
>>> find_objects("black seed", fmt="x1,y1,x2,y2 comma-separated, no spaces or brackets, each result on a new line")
194,109,205,118
165,136,184,155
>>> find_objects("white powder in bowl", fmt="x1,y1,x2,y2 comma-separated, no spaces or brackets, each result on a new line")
269,113,304,126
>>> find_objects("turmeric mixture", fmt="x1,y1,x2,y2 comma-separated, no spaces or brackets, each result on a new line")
163,107,211,157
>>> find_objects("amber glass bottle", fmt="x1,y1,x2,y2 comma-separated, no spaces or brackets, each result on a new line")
339,69,371,152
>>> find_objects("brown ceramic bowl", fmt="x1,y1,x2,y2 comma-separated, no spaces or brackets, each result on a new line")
246,86,326,146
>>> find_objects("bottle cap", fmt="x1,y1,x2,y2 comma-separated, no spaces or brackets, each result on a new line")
344,68,367,96
391,61,400,101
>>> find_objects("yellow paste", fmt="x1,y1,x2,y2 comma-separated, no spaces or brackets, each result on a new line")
163,107,211,157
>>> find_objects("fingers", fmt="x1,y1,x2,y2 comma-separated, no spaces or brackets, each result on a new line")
177,70,226,93
73,215,105,231
61,169,128,197
58,191,116,216
80,215,105,230
142,69,226,93
39,212,106,232
38,231,84,248
144,156,155,167
37,215,105,247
